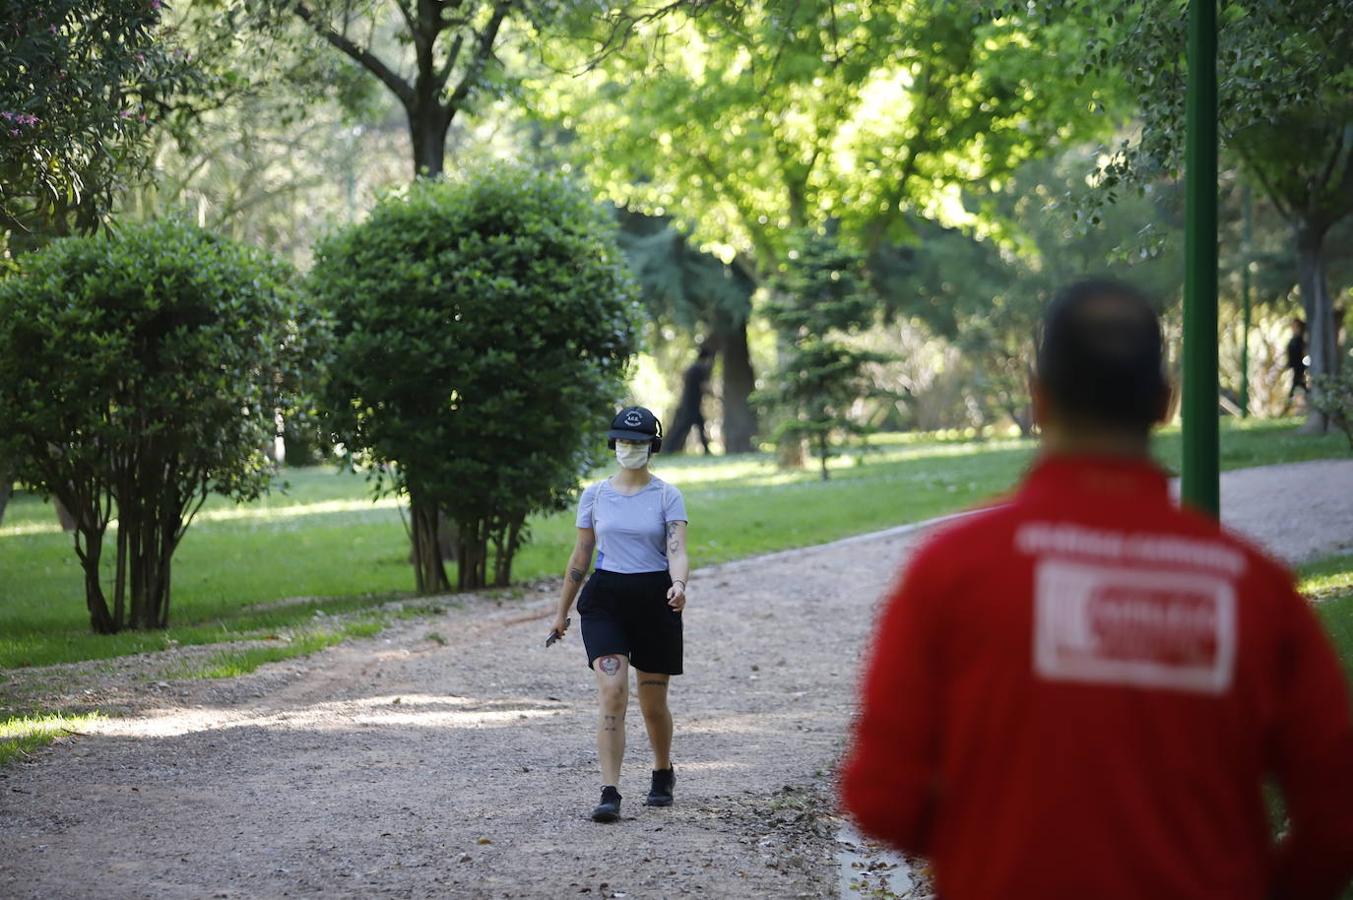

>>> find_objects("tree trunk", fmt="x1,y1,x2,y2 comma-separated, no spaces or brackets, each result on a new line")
76,526,116,634
437,509,458,562
455,518,489,591
124,504,175,630
1005,402,1035,437
54,496,77,531
817,434,830,481
1297,225,1336,433
718,319,758,453
410,492,452,594
490,518,522,587
0,465,10,526
114,513,128,630
409,104,449,179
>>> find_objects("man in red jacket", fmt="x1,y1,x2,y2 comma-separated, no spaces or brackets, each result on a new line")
841,278,1353,900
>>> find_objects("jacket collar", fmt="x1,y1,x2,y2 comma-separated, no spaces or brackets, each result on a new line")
1019,453,1171,503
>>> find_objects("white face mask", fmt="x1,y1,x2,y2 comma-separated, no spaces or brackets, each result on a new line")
615,443,650,470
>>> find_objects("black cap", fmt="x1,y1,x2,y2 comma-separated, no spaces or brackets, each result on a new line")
1036,278,1166,432
608,406,661,442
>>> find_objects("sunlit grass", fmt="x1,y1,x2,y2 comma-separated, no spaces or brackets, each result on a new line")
1301,553,1353,603
0,712,103,766
173,619,386,679
1,418,1345,671
1302,554,1353,689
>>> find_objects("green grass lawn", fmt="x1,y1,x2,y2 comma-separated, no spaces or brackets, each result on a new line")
1282,553,1353,900
1,417,1347,671
1306,553,1353,686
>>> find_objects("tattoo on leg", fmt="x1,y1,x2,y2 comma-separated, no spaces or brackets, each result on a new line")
639,679,667,688
598,656,620,676
603,714,619,733
568,567,585,584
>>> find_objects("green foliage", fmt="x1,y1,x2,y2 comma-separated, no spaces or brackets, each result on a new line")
311,164,640,591
225,0,535,177
615,210,754,333
878,150,1183,432
760,230,891,478
117,1,403,264
0,1,199,245
1061,0,1353,411
0,219,313,633
538,0,1117,274
1059,0,1353,192
535,0,1120,452
1312,356,1353,451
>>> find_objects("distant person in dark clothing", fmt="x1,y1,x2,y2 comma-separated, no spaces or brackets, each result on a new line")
1287,318,1309,399
669,345,715,455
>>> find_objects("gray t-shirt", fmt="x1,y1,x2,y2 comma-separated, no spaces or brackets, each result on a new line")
576,476,688,574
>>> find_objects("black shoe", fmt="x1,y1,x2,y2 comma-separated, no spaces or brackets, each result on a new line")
645,767,675,807
592,786,622,822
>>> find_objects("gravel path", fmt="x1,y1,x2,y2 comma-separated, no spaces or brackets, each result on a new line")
2,459,1350,900
1210,459,1353,563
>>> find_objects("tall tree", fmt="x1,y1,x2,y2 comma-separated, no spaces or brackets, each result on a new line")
0,221,313,633
120,0,404,260
615,210,759,451
533,0,1115,448
538,0,1111,271
1,0,198,526
311,167,639,592
880,150,1184,433
223,0,541,179
1071,0,1353,430
1,0,197,247
761,229,890,479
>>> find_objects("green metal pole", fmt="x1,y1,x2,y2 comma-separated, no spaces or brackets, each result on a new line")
1181,0,1220,517
1239,185,1252,418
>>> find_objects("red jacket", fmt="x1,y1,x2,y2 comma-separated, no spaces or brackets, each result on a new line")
841,455,1353,900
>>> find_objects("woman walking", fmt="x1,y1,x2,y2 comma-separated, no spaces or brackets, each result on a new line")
549,406,690,822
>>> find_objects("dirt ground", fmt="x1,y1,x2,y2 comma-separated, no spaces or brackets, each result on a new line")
2,459,1351,900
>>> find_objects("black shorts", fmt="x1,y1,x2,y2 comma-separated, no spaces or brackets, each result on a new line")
578,569,683,675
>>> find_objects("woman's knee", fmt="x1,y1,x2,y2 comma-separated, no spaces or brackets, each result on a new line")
637,680,670,719
640,699,670,724
598,683,627,712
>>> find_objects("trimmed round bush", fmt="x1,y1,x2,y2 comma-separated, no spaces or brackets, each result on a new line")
311,164,640,591
0,220,313,632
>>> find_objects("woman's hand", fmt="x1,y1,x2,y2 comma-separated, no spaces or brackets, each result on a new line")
550,614,571,639
667,580,687,611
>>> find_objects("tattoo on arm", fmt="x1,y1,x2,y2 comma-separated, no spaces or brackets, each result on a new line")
568,567,585,584
667,522,681,553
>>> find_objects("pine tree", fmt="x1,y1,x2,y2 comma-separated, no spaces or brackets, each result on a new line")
761,231,891,480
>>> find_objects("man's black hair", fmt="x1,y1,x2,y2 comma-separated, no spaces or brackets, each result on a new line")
1036,277,1166,433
